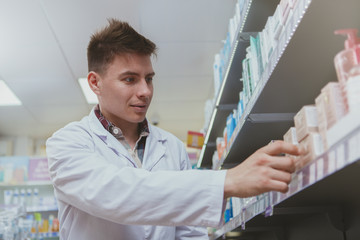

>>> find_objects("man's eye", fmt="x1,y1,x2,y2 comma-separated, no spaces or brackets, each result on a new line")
124,77,134,82
146,77,153,82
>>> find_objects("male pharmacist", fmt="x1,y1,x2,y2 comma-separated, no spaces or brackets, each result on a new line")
46,19,301,240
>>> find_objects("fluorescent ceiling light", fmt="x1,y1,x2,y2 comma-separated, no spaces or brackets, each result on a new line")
0,80,22,106
78,78,98,104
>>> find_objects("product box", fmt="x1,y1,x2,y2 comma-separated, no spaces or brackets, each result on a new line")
279,0,291,25
187,131,204,149
255,34,264,78
289,0,298,9
321,82,347,129
213,54,222,96
315,92,329,150
283,127,298,145
28,158,51,181
216,137,226,160
237,92,245,121
270,5,283,40
250,35,261,84
259,31,268,69
212,151,220,169
223,127,228,148
297,133,324,170
264,17,275,60
345,75,360,112
294,105,319,142
226,113,237,144
242,57,252,97
326,108,360,148
0,156,29,184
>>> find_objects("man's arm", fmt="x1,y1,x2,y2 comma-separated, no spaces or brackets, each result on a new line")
46,125,226,228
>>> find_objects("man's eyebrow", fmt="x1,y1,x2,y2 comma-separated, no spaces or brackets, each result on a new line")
118,71,155,77
118,71,140,77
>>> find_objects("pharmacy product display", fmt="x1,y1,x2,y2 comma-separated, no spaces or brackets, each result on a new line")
0,205,59,240
199,0,360,239
0,157,59,239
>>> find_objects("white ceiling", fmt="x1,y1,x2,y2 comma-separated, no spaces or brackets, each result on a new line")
0,0,236,142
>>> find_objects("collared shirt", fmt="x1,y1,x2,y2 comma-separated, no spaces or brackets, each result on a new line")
94,104,149,168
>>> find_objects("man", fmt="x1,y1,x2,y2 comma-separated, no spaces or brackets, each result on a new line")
46,19,300,239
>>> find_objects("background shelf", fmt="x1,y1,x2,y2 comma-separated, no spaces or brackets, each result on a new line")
200,0,360,168
212,116,360,239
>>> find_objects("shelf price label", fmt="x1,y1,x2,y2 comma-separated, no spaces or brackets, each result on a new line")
328,150,336,174
336,144,346,169
297,171,303,191
316,158,324,181
348,133,360,163
309,162,316,185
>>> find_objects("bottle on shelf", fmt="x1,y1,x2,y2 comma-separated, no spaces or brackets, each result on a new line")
334,28,360,85
20,189,26,206
32,188,39,207
26,188,32,207
12,188,19,205
3,189,12,205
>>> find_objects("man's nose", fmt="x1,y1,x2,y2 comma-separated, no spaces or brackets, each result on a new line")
137,79,152,98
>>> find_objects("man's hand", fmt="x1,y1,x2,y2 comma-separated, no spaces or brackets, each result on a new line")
224,141,302,199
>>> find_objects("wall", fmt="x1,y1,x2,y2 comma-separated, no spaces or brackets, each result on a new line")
0,136,47,156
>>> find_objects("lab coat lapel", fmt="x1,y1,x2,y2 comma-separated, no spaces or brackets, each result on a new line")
144,125,166,170
106,135,138,167
88,109,138,168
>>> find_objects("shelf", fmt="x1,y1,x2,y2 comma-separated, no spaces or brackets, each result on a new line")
199,0,279,168
29,232,59,239
0,204,58,213
211,115,360,239
0,181,53,187
27,205,58,212
200,0,360,168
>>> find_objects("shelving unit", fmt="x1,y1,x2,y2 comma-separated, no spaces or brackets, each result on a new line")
211,112,360,239
199,0,360,239
199,0,279,167
199,0,359,168
0,172,59,239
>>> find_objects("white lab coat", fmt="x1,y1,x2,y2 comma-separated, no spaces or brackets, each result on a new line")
46,109,226,240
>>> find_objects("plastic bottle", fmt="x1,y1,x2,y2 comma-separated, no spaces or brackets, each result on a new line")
334,29,360,85
29,214,36,234
34,213,42,234
12,189,19,205
20,189,26,206
26,189,32,207
51,218,59,232
48,215,54,233
32,188,39,207
3,190,12,205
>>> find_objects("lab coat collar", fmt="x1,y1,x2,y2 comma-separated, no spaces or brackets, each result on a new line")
88,107,167,170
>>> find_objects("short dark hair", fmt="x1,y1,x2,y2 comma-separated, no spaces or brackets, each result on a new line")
87,18,157,75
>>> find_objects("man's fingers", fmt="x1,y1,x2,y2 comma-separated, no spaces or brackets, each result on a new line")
267,155,296,173
269,168,292,184
266,179,289,193
262,140,301,156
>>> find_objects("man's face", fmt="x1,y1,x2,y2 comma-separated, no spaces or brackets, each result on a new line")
90,53,154,128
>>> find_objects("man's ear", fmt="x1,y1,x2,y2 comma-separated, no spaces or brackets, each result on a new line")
87,71,101,95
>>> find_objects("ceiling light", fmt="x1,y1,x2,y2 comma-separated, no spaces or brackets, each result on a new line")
78,78,98,104
0,80,22,106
